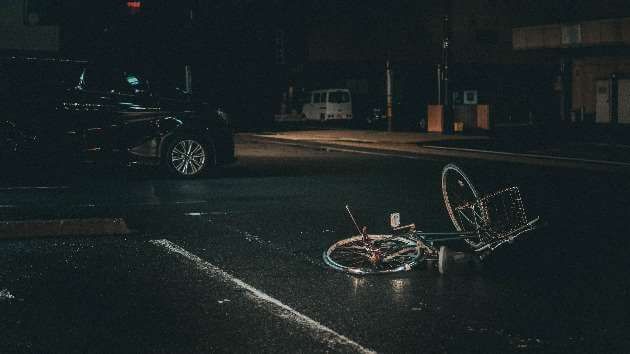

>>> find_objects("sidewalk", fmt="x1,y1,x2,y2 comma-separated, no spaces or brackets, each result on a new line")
243,129,630,171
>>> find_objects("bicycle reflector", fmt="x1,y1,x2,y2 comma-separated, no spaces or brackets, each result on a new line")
390,212,400,228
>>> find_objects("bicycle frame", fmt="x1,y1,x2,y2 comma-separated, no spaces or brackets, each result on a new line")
322,164,542,275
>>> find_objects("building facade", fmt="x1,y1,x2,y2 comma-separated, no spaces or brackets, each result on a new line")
511,0,630,133
0,0,60,53
300,1,630,130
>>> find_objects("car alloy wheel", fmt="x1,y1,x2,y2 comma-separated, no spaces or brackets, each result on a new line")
169,139,207,176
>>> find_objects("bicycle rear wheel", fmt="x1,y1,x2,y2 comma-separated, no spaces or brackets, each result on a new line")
441,164,483,248
323,234,423,275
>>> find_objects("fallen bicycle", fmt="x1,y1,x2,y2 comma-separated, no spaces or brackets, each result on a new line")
323,163,541,275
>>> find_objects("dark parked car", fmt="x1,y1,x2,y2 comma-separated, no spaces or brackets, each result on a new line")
0,58,234,177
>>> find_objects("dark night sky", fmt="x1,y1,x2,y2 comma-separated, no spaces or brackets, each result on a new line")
52,0,630,64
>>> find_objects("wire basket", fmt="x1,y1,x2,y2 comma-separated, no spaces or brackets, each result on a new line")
473,186,529,242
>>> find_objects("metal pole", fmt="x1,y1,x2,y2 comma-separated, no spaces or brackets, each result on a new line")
184,0,195,96
386,59,393,132
610,73,618,124
437,64,442,105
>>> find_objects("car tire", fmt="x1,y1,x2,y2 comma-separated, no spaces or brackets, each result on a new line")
163,135,213,178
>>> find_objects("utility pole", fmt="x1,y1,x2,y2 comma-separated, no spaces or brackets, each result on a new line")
386,59,393,132
185,65,192,94
441,0,452,134
384,3,394,133
184,0,196,96
437,64,442,105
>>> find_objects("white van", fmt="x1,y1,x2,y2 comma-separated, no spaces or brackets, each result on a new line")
301,89,352,121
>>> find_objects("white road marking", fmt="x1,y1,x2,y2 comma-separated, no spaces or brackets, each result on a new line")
150,239,377,354
321,146,421,159
0,289,15,301
257,137,630,169
0,201,209,210
223,224,325,269
424,145,630,167
0,186,69,191
261,139,422,160
175,200,208,205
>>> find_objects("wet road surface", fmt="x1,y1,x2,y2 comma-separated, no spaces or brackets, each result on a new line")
1,136,629,353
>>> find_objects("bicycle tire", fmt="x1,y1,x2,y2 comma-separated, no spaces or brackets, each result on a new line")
441,164,483,248
323,234,424,275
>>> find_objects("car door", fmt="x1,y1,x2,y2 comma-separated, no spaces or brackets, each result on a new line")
106,72,165,159
73,68,163,162
66,67,121,161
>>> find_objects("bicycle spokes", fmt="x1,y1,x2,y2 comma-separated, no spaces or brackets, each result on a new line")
323,235,422,274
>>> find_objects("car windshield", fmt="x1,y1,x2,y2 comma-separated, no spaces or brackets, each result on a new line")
328,91,349,103
77,66,150,94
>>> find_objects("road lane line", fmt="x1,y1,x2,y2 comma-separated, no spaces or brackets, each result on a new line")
150,239,377,354
0,186,69,191
252,138,423,160
222,224,326,269
424,145,630,167
0,201,209,210
0,288,16,301
252,136,630,170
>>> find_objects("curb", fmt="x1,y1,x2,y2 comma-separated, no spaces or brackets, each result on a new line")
243,134,630,172
0,218,130,239
423,145,630,168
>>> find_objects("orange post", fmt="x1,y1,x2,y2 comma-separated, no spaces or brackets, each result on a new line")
428,105,444,133
476,104,490,130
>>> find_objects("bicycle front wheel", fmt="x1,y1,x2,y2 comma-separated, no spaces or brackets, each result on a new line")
441,164,483,248
323,234,423,275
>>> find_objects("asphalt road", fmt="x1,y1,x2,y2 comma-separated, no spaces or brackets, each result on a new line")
1,136,629,353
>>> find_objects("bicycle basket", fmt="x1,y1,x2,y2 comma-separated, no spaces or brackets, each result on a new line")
473,186,529,241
